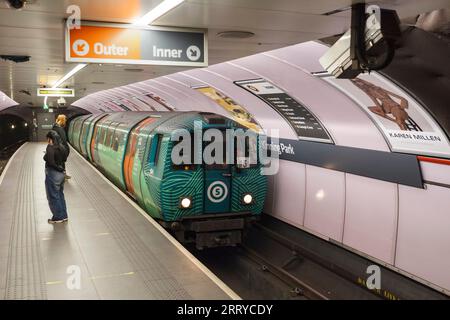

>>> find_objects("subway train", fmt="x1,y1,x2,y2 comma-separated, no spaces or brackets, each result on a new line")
68,111,267,249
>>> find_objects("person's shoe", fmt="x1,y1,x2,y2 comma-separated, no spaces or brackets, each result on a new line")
48,218,64,224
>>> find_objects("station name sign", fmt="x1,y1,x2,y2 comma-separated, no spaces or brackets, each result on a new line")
37,88,75,97
65,21,208,67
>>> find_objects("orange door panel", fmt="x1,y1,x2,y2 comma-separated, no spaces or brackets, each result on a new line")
124,118,156,194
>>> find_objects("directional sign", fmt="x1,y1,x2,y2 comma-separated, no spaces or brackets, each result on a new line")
65,21,208,67
37,88,75,97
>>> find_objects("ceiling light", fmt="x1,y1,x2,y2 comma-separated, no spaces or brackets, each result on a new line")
217,31,255,39
52,63,87,88
43,63,87,105
124,68,144,72
133,0,185,26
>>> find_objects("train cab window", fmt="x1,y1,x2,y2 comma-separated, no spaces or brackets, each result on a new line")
235,135,258,169
204,132,229,170
172,133,196,170
149,134,162,165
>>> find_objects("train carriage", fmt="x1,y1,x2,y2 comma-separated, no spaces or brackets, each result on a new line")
69,111,268,249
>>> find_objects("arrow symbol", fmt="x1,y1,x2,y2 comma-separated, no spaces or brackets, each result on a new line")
186,45,201,62
72,39,89,56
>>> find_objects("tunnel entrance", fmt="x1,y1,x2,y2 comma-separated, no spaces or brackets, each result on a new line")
0,114,30,150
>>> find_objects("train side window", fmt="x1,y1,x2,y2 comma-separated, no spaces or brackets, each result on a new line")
74,121,82,135
110,123,123,152
93,118,107,144
112,130,120,152
98,126,107,146
104,124,115,148
105,122,117,151
81,122,90,142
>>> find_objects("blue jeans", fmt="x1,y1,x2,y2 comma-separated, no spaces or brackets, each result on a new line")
45,168,68,221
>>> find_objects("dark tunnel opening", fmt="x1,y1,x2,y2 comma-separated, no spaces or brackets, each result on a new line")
0,114,30,150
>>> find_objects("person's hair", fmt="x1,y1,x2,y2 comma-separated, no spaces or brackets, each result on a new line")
46,130,61,145
56,114,67,127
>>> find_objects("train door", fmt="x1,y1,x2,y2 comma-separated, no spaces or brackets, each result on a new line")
91,117,107,166
124,118,156,196
87,114,108,162
79,117,92,156
203,132,231,214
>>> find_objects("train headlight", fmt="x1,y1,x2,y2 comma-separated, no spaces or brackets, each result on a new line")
242,193,253,205
180,197,192,209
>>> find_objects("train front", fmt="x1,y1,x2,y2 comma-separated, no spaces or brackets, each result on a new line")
158,113,268,249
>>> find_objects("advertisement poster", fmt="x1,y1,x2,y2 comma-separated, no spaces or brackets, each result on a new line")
144,93,176,111
235,79,333,143
194,86,262,132
323,73,450,158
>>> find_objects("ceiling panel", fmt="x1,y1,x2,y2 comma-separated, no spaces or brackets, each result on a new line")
0,0,448,109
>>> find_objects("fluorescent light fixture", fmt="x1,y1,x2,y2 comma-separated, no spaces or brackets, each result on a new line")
134,0,185,26
43,63,87,106
52,63,87,88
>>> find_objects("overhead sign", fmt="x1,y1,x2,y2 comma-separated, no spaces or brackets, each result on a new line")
235,79,333,143
37,88,75,97
65,21,208,67
323,73,450,159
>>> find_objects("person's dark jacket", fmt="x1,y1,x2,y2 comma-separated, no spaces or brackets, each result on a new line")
44,144,65,172
52,123,70,160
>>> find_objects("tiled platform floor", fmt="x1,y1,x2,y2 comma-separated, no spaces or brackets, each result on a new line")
0,143,234,300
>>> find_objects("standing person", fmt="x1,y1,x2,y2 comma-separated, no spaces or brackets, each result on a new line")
52,114,71,179
44,131,68,224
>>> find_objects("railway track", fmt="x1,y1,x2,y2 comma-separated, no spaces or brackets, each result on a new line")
0,140,26,175
239,243,329,300
193,219,380,300
194,215,449,300
238,220,381,300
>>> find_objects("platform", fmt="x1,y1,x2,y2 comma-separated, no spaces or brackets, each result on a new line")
0,143,237,300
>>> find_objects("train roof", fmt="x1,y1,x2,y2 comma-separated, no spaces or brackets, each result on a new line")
71,111,243,135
